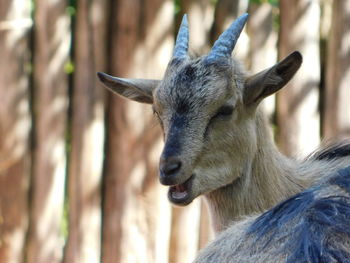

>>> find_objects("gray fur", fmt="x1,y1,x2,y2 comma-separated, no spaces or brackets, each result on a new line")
99,51,350,231
98,15,350,260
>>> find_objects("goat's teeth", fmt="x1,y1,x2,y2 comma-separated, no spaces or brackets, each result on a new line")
172,190,188,199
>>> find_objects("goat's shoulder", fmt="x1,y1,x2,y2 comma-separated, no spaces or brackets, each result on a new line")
195,166,350,263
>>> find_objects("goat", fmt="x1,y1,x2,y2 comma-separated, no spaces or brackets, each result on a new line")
194,165,350,262
98,13,350,233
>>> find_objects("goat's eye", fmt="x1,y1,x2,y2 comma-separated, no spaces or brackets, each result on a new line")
213,105,234,119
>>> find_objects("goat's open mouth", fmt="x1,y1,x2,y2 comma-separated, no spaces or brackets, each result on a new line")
168,174,195,205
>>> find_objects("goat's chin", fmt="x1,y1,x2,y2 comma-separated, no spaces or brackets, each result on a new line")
167,174,196,206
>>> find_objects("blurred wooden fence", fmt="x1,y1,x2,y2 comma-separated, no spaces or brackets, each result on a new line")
0,0,349,262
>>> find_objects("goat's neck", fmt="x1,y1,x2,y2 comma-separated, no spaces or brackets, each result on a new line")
204,111,304,233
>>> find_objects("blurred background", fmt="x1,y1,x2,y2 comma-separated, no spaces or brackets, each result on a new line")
0,0,349,262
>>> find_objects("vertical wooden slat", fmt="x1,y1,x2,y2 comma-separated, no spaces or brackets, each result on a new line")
102,0,174,262
210,0,249,42
179,0,213,52
210,0,249,61
323,0,350,139
248,3,277,72
277,0,321,156
26,0,70,262
198,201,213,250
63,0,108,262
247,2,278,118
0,0,31,262
169,202,201,263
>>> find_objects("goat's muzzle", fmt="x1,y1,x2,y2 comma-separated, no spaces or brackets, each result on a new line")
167,174,195,206
159,156,195,205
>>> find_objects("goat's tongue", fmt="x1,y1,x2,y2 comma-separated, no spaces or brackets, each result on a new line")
176,184,186,192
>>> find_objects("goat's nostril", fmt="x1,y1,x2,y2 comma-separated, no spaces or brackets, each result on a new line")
160,158,182,176
165,162,181,175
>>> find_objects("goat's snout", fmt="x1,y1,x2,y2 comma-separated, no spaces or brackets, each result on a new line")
159,157,182,185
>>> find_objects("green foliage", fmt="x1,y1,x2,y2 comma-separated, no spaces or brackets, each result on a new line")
60,198,69,240
30,0,35,14
174,0,181,15
250,0,279,7
64,60,74,74
272,10,280,32
66,5,76,17
25,61,32,75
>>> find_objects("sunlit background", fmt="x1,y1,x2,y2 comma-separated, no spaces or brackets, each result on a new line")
0,0,349,262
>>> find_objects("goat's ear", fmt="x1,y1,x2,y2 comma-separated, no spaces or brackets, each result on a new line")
97,72,160,104
243,51,302,106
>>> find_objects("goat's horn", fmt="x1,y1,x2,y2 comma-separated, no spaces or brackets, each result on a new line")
173,14,189,59
206,13,248,62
